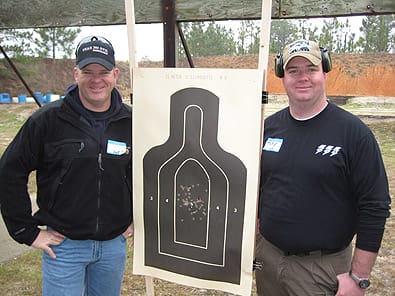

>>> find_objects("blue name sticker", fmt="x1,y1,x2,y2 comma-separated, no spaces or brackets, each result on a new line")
107,140,127,155
263,138,283,152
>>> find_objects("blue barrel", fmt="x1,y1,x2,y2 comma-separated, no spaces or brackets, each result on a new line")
0,93,11,103
18,94,27,103
33,91,43,103
44,93,53,103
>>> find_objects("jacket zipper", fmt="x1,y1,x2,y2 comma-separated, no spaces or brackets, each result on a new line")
96,152,104,234
98,153,104,171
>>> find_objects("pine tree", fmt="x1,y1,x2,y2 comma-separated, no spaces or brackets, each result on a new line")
236,20,260,55
357,15,394,53
0,29,35,58
33,27,81,59
179,22,236,57
269,20,298,53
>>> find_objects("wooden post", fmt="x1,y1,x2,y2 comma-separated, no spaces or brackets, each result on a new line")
254,0,272,262
125,0,138,100
125,0,155,294
258,0,272,83
145,276,155,296
162,0,177,67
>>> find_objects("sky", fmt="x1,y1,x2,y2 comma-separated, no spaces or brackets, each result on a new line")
76,16,365,62
77,23,164,62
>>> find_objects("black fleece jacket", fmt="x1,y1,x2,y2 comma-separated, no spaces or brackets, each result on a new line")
0,85,132,245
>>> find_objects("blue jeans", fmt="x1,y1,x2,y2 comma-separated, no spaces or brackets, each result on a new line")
42,235,127,296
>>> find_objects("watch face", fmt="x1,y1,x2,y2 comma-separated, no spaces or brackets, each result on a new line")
359,279,370,289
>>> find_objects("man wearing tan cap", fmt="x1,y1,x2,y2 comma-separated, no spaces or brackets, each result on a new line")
255,40,391,295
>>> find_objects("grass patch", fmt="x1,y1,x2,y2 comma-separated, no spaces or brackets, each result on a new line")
0,104,37,141
366,120,395,165
0,249,41,295
346,102,395,110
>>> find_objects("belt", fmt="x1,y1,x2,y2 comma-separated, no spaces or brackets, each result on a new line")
282,245,348,257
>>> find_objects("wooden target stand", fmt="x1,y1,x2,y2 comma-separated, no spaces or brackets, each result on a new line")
125,0,272,294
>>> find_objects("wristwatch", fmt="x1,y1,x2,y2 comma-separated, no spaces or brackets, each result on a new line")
349,271,371,289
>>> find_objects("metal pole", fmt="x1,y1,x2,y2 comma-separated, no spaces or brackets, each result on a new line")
0,44,42,107
177,22,194,68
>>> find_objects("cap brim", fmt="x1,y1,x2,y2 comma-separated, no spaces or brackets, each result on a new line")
78,57,114,70
283,53,321,69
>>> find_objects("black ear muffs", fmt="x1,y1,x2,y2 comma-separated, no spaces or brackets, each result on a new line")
274,47,332,78
274,54,284,78
320,47,332,73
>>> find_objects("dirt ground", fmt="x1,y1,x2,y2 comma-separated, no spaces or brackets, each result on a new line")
0,53,394,99
0,103,393,296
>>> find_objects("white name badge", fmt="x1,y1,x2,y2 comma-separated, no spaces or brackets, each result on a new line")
107,140,128,155
263,137,283,153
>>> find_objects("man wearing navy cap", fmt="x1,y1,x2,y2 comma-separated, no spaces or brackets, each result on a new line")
0,36,133,295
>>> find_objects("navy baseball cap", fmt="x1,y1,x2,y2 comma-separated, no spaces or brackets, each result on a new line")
75,36,115,70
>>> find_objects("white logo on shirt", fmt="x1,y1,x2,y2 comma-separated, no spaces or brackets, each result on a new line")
315,144,342,157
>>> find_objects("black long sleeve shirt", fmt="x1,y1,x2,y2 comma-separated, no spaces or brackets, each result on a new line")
259,102,391,253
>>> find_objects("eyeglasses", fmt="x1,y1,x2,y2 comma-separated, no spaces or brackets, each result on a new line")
75,36,114,56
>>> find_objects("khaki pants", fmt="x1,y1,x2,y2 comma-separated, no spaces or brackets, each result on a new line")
255,234,352,296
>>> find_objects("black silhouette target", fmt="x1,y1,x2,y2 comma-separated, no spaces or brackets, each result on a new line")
143,87,247,284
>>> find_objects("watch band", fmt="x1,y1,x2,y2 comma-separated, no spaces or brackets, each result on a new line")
349,270,371,289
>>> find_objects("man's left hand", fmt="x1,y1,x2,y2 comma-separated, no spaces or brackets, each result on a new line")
122,224,134,248
336,272,365,296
